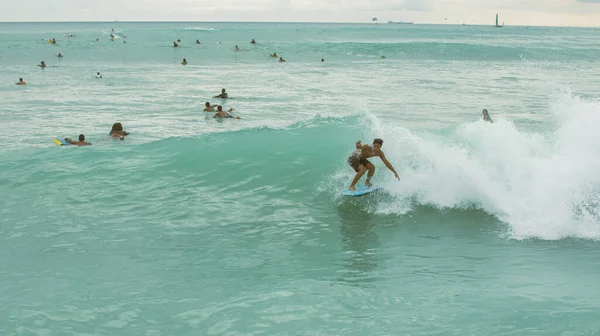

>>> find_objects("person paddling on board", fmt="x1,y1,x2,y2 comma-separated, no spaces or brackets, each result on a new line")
65,134,91,146
213,105,240,119
213,88,228,98
347,138,399,191
482,109,493,123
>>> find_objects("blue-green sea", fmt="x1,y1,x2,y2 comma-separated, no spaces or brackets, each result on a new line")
2,22,600,335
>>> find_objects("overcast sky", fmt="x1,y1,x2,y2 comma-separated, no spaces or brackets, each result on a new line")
1,0,600,27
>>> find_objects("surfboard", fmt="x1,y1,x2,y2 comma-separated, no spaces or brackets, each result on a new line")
52,139,71,146
341,185,381,197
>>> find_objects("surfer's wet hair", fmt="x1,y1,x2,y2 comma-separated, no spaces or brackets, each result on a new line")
373,138,383,146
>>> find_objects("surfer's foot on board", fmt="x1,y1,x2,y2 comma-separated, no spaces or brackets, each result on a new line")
365,179,372,187
348,186,357,191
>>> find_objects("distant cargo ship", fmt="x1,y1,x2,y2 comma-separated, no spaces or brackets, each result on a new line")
387,20,413,24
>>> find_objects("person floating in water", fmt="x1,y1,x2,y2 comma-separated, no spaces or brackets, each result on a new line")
347,139,399,191
251,39,256,44
234,45,241,51
57,53,63,58
96,72,103,78
213,88,228,99
39,61,46,68
203,102,218,112
182,58,188,65
65,134,91,146
196,39,201,44
482,109,493,123
173,41,179,47
109,122,129,140
270,52,278,58
213,105,240,119
15,78,26,85
177,39,181,43
321,58,325,62
279,57,286,63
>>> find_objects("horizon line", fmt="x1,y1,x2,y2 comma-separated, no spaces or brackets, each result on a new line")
0,20,597,29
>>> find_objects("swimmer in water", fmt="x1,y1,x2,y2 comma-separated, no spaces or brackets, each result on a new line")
57,53,63,58
173,42,179,47
213,105,240,119
251,39,256,44
109,122,129,140
234,45,241,51
177,39,181,43
321,58,325,62
203,102,217,112
482,109,493,123
270,52,278,58
39,61,46,68
213,88,229,99
196,39,201,44
96,72,102,78
65,134,91,146
182,58,188,65
279,57,286,63
15,78,26,85
380,56,386,59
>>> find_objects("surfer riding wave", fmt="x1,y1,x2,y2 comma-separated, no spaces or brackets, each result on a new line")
347,138,399,191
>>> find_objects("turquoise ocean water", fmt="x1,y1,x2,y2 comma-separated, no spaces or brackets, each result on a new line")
2,22,600,334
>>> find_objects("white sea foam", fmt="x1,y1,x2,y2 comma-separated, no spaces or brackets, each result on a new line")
355,92,600,240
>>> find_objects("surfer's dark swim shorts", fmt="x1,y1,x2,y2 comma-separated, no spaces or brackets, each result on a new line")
348,156,368,172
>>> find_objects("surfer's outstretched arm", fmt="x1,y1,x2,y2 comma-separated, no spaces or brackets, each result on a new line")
379,152,399,180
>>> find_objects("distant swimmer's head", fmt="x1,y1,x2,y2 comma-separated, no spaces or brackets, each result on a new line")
79,134,85,141
205,102,211,107
177,39,181,42
321,58,324,62
111,122,124,132
221,88,226,93
373,138,383,150
380,56,385,59
482,109,493,122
